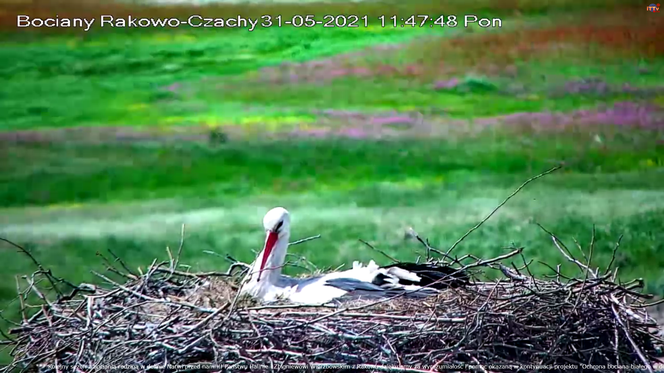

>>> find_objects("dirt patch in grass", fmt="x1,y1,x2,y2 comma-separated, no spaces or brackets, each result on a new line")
234,7,660,87
471,16,653,66
299,102,664,139
474,102,664,130
549,78,664,98
391,8,661,78
239,44,403,85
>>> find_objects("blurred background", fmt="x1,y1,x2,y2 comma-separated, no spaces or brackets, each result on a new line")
0,0,663,361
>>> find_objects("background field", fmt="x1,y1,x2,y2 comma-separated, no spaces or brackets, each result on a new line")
1,0,663,364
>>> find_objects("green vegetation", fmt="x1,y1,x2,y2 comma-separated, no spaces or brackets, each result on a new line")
0,1,663,365
0,26,446,130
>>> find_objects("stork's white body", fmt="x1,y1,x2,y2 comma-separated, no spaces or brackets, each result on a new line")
243,259,407,304
239,207,465,305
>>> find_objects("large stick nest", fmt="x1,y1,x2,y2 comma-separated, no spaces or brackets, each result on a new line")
1,225,663,373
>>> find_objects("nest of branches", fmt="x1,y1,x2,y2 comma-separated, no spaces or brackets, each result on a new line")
1,224,663,373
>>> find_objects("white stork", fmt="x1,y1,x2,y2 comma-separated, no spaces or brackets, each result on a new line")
239,207,467,305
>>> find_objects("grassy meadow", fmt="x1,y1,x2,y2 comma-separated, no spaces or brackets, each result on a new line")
0,0,663,363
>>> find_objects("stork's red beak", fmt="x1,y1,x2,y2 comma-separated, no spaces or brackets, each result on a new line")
257,230,278,282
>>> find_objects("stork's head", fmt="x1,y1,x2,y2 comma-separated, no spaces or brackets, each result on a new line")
263,207,290,236
257,207,291,282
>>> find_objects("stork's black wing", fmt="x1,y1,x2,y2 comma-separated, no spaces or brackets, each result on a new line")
372,262,468,290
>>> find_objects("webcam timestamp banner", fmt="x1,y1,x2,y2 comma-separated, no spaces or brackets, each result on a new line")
16,14,503,33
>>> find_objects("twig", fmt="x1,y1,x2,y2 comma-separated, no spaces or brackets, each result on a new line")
410,228,454,263
605,234,623,275
289,235,322,246
611,304,654,373
536,223,591,276
14,276,26,324
154,266,248,278
1,237,69,297
174,224,186,270
358,239,398,263
96,251,135,280
107,248,138,278
446,165,561,256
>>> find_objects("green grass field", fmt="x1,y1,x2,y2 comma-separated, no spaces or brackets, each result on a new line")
0,0,663,364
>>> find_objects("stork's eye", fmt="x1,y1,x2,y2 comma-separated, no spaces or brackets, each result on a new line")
275,221,284,231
